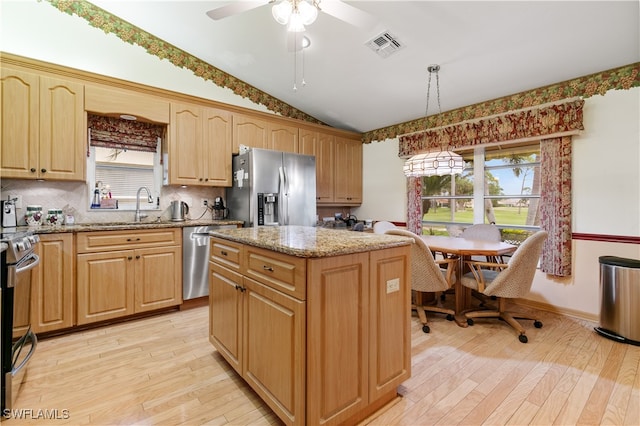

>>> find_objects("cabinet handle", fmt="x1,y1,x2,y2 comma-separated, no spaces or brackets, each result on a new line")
263,265,274,272
136,255,141,259
220,250,228,256
126,238,141,242
127,256,133,260
41,168,47,173
30,168,36,173
234,285,245,292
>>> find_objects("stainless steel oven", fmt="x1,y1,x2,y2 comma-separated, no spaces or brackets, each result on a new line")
1,230,40,412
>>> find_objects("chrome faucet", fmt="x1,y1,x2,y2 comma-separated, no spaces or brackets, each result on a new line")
135,187,153,222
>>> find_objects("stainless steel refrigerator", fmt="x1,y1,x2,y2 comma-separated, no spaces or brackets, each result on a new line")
226,148,316,227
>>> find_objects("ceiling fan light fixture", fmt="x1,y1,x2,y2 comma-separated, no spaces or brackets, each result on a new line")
273,0,318,32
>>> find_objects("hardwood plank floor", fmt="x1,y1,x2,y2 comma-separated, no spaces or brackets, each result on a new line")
3,305,639,425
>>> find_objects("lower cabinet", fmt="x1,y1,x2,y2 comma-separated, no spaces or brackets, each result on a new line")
209,237,410,426
23,233,75,334
76,229,182,325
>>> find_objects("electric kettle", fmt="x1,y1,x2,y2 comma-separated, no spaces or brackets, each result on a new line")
170,200,189,221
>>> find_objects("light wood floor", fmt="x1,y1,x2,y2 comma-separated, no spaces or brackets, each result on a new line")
3,304,639,425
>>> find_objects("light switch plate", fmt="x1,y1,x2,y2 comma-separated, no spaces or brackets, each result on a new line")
386,278,400,294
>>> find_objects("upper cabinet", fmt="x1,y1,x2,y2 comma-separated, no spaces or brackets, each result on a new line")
1,68,85,181
267,122,299,153
168,102,232,187
334,137,363,205
233,113,267,153
299,129,335,203
85,85,170,124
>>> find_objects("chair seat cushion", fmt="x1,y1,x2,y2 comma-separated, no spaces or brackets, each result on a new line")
461,269,500,290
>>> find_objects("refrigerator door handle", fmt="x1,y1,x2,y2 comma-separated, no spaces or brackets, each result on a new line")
279,166,288,225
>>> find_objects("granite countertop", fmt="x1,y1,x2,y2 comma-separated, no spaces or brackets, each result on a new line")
210,225,412,258
1,219,243,234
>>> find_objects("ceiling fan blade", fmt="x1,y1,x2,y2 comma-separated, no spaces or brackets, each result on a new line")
206,1,270,20
319,0,378,30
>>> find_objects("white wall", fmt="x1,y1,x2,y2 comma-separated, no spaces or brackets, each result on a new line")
358,87,640,320
0,0,270,113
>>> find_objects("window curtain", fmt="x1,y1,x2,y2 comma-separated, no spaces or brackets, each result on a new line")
400,99,584,277
88,114,163,153
539,136,572,276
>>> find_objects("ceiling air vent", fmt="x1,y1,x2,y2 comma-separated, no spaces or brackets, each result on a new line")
365,31,405,58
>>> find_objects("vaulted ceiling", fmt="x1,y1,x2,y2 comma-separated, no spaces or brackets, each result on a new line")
75,1,640,134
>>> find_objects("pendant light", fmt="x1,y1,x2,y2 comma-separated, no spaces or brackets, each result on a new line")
403,65,464,177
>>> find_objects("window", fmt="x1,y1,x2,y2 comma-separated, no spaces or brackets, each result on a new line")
87,146,162,211
421,143,541,244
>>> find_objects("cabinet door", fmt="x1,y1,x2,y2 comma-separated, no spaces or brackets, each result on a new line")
39,76,85,181
334,137,363,205
232,114,267,153
267,122,298,153
31,233,75,333
203,107,233,186
77,250,135,325
307,252,370,425
368,246,411,402
0,68,39,179
299,130,335,203
209,262,244,373
243,277,305,426
170,103,203,185
134,245,181,313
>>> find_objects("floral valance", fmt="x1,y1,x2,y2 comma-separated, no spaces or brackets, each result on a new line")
88,114,163,153
399,99,584,157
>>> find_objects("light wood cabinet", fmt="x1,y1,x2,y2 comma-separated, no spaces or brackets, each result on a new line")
334,136,363,205
76,229,182,325
267,122,299,153
31,233,75,333
299,129,335,203
232,113,267,153
169,102,232,186
85,85,170,124
209,237,410,426
1,68,85,181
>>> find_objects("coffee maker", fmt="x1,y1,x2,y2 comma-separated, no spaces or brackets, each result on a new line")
1,197,17,227
212,197,228,220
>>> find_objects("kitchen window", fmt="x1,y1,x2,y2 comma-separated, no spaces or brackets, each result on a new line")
421,143,541,244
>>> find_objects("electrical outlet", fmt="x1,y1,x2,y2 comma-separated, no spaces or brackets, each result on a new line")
9,194,22,209
201,199,208,207
386,278,400,294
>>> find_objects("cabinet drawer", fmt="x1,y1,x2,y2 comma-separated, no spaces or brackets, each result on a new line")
77,228,180,253
244,245,306,300
210,237,243,272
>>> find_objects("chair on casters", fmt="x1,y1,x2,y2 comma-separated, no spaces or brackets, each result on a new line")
460,231,548,343
385,229,457,333
373,220,396,234
461,223,503,263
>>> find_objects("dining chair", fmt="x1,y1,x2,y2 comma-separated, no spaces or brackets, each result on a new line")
460,230,548,343
461,223,503,263
373,220,397,234
385,229,457,333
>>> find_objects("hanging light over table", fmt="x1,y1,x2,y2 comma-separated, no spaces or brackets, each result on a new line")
403,64,464,177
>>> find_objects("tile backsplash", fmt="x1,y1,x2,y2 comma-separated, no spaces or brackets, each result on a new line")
0,179,224,226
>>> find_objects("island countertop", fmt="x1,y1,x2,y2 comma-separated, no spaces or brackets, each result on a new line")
210,225,412,258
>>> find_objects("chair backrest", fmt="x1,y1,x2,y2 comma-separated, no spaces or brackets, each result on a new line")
461,223,502,242
385,229,451,293
373,221,397,234
483,231,548,298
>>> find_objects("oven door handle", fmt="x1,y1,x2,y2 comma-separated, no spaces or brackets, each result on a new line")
12,330,38,376
7,252,40,288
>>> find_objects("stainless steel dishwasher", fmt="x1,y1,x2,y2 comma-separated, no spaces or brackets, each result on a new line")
183,225,236,300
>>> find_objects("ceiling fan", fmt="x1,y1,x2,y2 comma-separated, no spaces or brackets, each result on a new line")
206,0,377,32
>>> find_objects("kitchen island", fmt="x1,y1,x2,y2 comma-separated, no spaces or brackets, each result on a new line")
208,226,412,426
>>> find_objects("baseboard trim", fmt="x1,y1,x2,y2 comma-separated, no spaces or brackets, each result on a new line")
514,298,598,323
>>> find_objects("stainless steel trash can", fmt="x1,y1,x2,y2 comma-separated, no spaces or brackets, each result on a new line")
595,256,640,346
